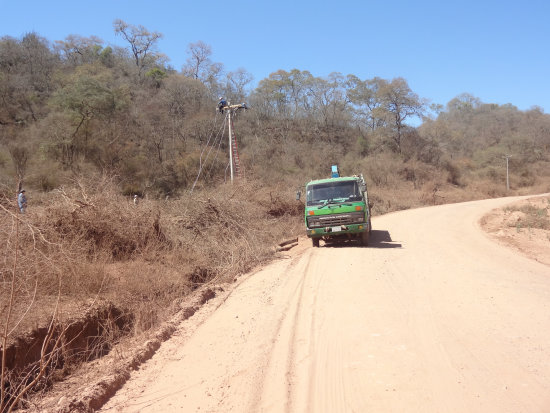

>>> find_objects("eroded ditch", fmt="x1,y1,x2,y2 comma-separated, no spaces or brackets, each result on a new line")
1,286,220,412
1,303,133,410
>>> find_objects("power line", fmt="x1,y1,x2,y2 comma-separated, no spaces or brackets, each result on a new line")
189,114,226,193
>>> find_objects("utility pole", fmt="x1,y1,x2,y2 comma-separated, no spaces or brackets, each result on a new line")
227,109,234,183
503,154,512,191
221,101,248,183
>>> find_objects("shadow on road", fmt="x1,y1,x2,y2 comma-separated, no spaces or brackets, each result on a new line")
321,230,402,249
368,230,402,248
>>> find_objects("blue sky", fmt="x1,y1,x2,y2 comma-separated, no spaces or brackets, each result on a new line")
2,0,549,113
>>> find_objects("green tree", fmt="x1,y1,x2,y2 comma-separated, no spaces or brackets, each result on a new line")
49,65,129,167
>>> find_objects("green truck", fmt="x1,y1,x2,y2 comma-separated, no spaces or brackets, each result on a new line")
300,166,372,247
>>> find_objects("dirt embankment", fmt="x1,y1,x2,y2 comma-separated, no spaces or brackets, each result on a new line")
480,195,550,266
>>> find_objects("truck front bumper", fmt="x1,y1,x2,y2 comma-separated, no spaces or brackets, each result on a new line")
307,223,368,238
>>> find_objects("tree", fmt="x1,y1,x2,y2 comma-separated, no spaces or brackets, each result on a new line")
182,41,224,97
376,77,425,153
309,72,349,127
251,69,314,119
346,75,384,131
182,41,212,80
224,68,253,103
113,19,163,77
49,65,129,167
162,74,208,117
0,33,57,124
446,93,481,114
54,35,105,67
9,144,29,180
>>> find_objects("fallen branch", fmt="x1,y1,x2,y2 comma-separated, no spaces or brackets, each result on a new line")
278,237,298,248
276,242,298,252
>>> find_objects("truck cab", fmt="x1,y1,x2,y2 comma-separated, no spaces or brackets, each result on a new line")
303,168,371,247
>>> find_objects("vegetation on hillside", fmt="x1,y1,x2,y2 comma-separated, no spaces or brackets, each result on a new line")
1,23,548,198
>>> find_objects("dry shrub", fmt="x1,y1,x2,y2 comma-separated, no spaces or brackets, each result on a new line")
161,180,302,284
0,176,174,306
440,158,463,186
398,160,438,190
1,177,304,407
517,203,550,230
40,180,170,261
4,177,304,338
265,192,303,217
420,181,452,206
359,152,412,190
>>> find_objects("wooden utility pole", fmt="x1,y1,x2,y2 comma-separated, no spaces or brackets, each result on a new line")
227,109,234,183
503,154,512,191
223,102,247,183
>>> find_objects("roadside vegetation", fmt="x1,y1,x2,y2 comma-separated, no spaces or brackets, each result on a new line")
504,197,550,231
1,21,550,410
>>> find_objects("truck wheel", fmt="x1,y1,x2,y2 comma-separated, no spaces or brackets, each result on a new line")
312,238,320,247
361,230,369,246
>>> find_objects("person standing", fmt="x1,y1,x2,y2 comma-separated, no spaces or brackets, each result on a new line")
18,189,27,213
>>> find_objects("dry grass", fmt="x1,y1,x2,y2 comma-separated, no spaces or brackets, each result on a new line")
1,164,547,407
1,177,303,344
1,176,304,408
503,197,550,230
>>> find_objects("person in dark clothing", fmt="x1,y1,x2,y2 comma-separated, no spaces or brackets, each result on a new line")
218,97,228,113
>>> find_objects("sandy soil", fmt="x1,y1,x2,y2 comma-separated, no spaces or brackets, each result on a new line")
91,195,550,413
480,196,550,266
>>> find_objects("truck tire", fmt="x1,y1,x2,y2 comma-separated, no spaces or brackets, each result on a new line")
360,229,369,246
312,237,320,247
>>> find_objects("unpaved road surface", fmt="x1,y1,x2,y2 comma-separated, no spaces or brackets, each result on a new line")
101,196,550,413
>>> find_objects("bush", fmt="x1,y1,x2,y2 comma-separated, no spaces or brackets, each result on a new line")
440,158,462,186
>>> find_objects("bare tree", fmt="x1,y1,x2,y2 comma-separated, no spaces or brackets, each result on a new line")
182,41,212,80
224,68,253,103
310,73,349,127
377,77,425,153
346,75,385,131
182,41,224,96
8,146,28,181
0,33,57,124
54,35,105,67
113,19,163,76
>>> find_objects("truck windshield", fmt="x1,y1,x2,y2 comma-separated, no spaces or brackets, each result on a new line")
306,181,361,206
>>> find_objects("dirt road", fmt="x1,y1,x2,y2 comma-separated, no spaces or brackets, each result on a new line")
101,196,550,413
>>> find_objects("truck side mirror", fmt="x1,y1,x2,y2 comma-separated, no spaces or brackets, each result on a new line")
295,190,301,200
